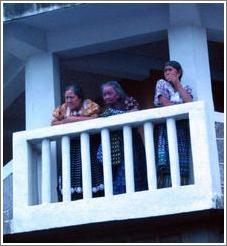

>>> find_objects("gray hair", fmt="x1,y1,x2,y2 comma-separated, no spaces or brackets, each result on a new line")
101,80,126,100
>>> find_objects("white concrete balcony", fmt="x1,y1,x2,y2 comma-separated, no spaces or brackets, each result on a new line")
12,101,222,233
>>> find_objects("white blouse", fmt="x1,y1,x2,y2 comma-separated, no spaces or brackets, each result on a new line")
154,79,193,107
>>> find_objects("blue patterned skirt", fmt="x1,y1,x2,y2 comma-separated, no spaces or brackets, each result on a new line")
96,107,148,195
154,119,191,188
97,129,148,195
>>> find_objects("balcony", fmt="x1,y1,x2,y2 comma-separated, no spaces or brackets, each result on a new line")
12,101,222,233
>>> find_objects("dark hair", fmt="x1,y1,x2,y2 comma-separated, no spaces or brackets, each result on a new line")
164,60,183,80
65,83,84,101
101,80,126,100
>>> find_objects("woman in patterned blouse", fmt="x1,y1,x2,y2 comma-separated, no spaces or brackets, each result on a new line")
97,80,148,195
154,61,193,188
51,84,104,200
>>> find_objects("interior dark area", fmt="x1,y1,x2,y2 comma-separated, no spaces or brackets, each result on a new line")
208,41,224,113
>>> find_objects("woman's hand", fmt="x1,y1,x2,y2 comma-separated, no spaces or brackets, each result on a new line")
171,79,181,89
62,116,79,123
62,116,89,123
174,82,192,103
167,76,192,104
165,73,181,90
51,116,81,125
165,71,180,86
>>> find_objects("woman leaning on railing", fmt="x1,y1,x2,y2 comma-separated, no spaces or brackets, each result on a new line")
153,60,193,188
51,83,104,200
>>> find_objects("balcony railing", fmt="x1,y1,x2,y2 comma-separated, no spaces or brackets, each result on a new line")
12,101,222,233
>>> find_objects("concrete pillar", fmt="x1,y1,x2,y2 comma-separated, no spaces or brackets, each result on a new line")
25,52,61,130
25,52,61,202
168,4,221,197
168,25,214,110
168,4,214,111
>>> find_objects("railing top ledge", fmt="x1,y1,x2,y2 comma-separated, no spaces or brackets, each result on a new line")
13,101,206,142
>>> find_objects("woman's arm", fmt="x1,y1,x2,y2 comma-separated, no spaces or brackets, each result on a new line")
65,115,98,122
51,114,98,126
51,119,64,126
158,95,174,106
174,82,192,103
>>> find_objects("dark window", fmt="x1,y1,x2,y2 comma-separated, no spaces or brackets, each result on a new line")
208,41,224,112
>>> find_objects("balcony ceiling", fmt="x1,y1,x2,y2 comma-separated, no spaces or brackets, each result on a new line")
4,3,223,34
4,3,168,32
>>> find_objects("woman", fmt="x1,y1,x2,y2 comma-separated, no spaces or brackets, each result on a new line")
153,60,193,188
97,80,148,195
51,84,104,200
